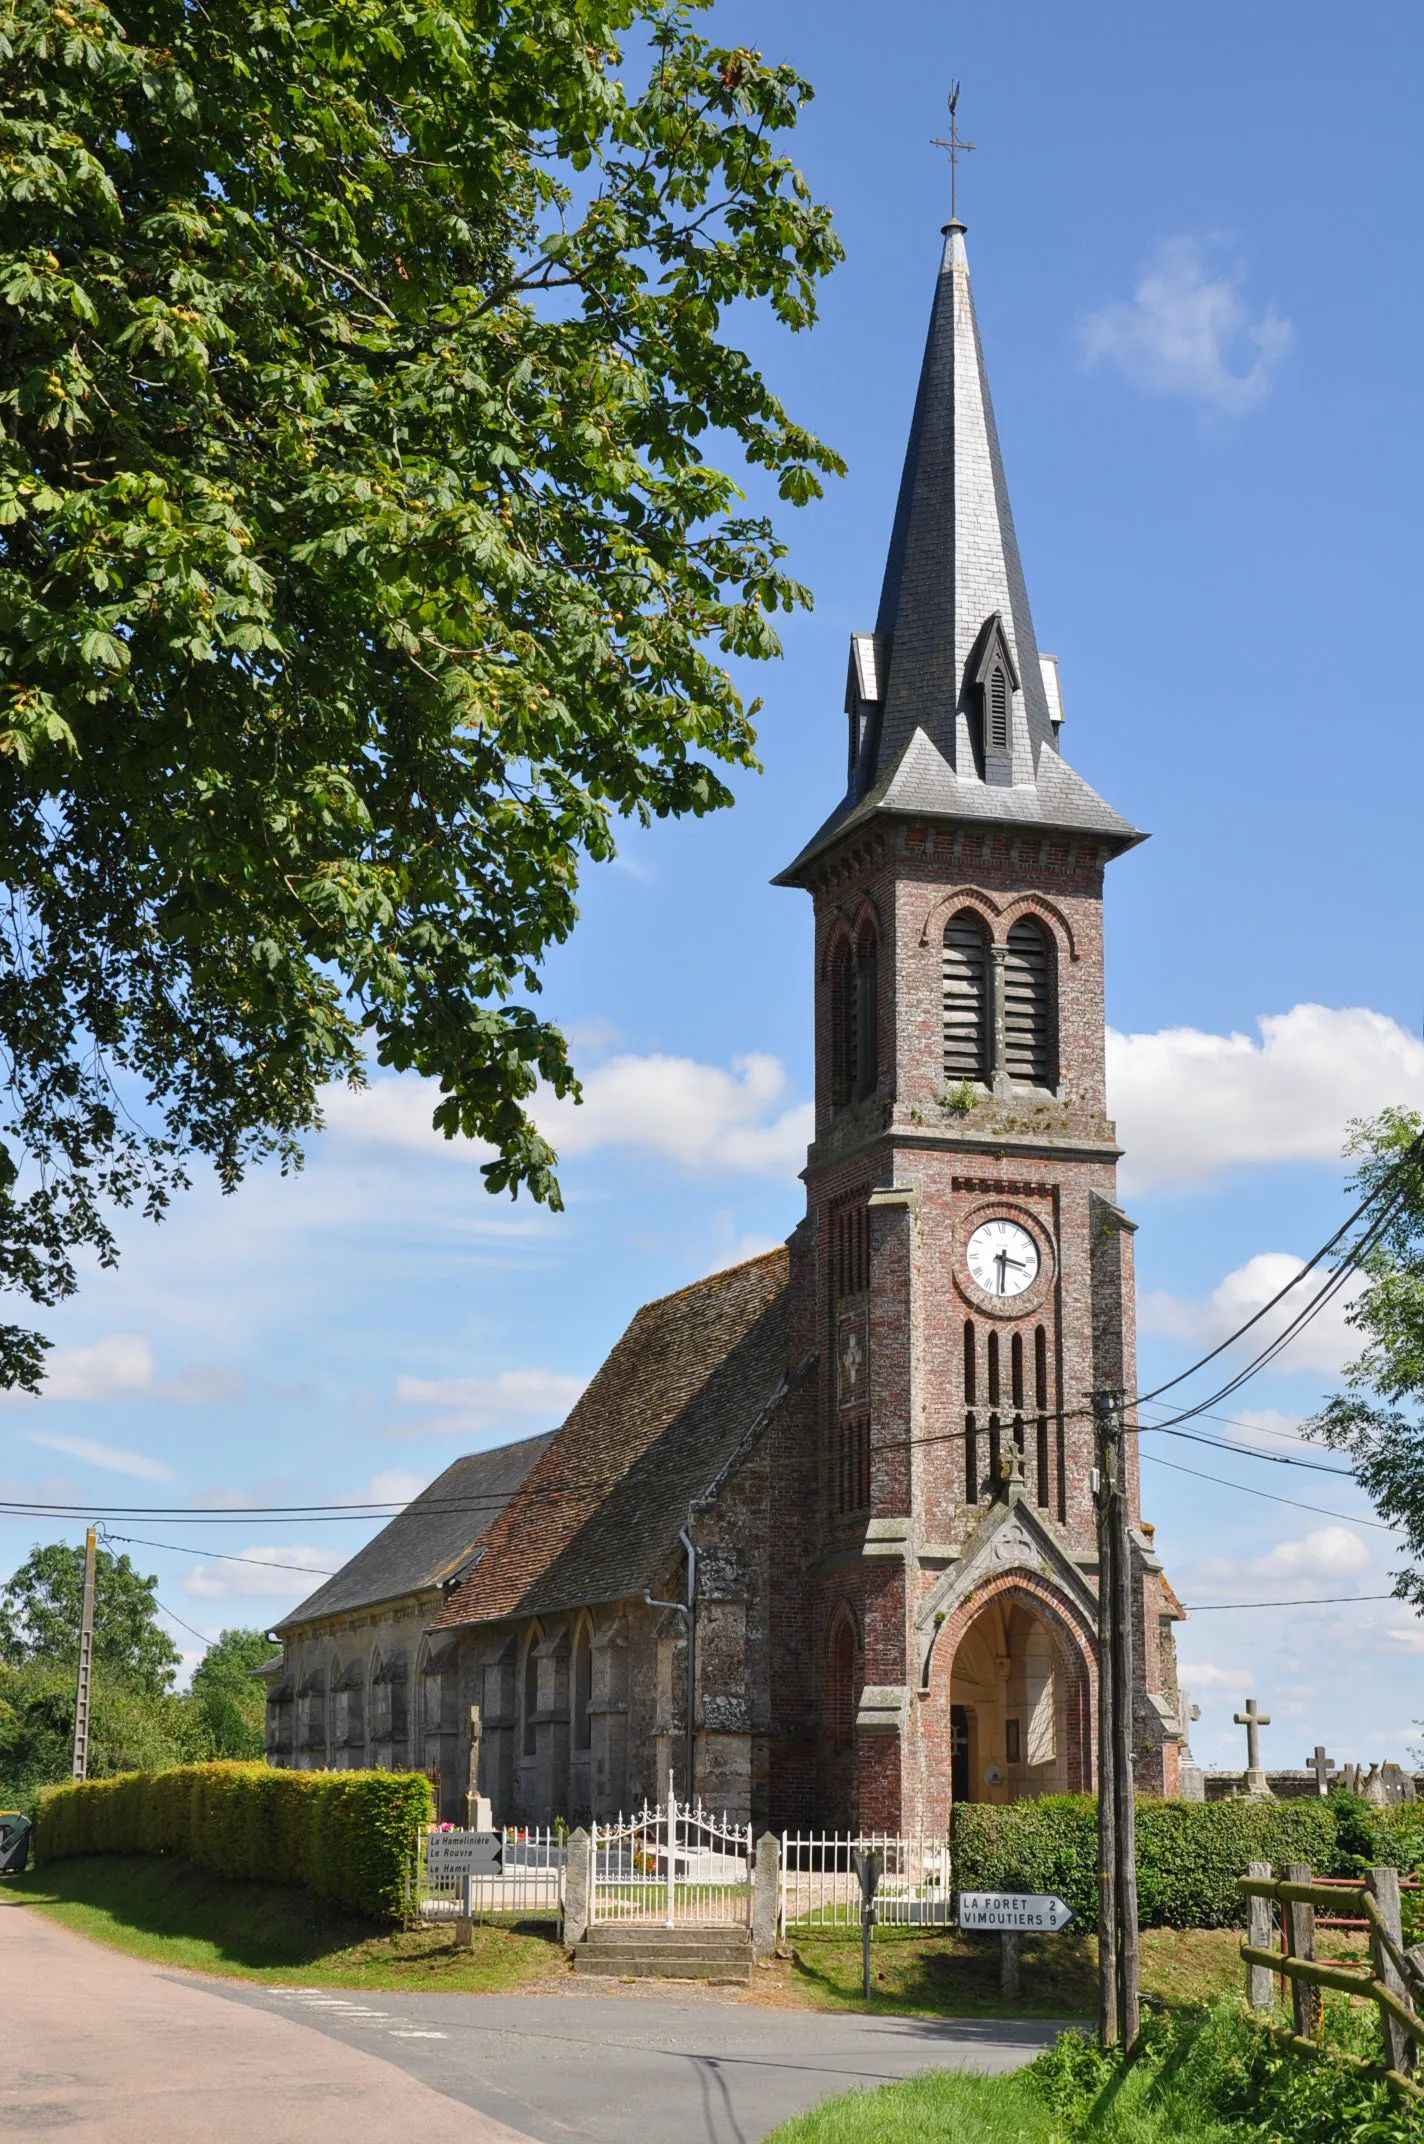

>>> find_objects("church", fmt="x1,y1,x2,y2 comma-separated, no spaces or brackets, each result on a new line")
264,209,1192,1835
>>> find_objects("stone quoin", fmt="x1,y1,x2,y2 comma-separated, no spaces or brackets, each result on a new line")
262,208,1195,1830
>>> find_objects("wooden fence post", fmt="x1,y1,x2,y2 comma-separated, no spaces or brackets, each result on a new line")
1283,1862,1322,2040
1368,1866,1415,2076
1246,1862,1275,2010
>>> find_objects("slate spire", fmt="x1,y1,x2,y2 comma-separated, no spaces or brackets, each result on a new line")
776,220,1142,886
872,218,1055,781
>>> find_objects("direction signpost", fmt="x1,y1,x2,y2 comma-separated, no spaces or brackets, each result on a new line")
958,1890,1076,1998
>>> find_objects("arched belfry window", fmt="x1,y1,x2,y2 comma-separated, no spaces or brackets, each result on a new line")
830,926,878,1108
854,925,878,1100
943,912,989,1083
1003,917,1055,1086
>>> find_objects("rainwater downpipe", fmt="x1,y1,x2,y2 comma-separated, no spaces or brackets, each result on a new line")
644,1523,697,1803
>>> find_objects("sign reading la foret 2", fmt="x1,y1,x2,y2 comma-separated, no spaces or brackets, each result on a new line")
958,1891,1076,1933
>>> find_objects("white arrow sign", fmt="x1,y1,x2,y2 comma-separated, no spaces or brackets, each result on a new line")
958,1890,1075,1932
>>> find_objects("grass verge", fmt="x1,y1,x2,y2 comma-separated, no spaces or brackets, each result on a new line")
3,1855,563,1992
783,1923,1248,2018
765,1998,1424,2143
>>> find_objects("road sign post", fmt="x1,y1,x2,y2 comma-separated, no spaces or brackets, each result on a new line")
851,1849,883,2003
958,1891,1075,2001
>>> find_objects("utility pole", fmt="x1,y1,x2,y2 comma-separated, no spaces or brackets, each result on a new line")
1092,1399,1117,2048
71,1525,97,1782
1093,1391,1140,2048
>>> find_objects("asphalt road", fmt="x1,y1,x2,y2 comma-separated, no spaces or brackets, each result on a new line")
1,1895,1059,2143
203,1979,1058,2143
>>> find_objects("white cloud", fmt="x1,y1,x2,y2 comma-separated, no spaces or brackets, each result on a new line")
320,1052,812,1182
1140,1250,1362,1375
392,1366,587,1439
367,1468,431,1505
1,1330,252,1409
32,1333,154,1402
1249,1527,1371,1580
1080,235,1293,414
26,1430,174,1484
1142,1253,1361,1376
182,1544,333,1601
1188,1528,1370,1606
1109,1003,1424,1195
540,1052,811,1176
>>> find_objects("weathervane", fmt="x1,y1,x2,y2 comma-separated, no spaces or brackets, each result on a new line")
931,82,976,225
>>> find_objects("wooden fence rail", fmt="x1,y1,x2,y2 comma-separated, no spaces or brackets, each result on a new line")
1237,1861,1424,2105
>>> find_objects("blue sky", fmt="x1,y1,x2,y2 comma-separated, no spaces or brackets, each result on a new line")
5,0,1424,1780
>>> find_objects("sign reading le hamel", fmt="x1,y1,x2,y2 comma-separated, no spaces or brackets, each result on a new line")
424,1830,502,1880
958,1891,1075,1933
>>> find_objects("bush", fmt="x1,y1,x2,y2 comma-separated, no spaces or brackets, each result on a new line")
1028,2002,1424,2144
32,1761,432,1920
952,1794,1340,1929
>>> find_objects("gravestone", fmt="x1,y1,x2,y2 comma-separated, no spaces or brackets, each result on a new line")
1306,1745,1335,1797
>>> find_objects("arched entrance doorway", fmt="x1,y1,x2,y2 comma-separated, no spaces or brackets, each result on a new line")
948,1590,1086,1803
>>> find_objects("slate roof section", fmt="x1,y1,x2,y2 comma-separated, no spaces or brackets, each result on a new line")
775,222,1144,886
274,1433,554,1630
433,1249,792,1628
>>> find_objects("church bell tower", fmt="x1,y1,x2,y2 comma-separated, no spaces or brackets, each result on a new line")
776,216,1189,1833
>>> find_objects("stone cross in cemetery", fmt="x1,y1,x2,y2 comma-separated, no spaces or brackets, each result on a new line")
1234,1698,1273,1797
465,1704,493,1830
1306,1745,1335,1797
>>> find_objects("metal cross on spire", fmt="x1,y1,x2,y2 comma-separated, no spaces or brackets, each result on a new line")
931,82,976,225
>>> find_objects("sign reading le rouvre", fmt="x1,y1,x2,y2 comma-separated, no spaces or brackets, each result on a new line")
958,1890,1075,1933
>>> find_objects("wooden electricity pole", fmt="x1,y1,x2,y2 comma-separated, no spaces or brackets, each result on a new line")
71,1525,97,1783
1093,1397,1117,2047
1093,1392,1140,2048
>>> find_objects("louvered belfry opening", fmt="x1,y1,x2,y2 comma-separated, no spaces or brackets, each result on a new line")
943,912,989,1083
988,663,1010,752
1003,916,1055,1086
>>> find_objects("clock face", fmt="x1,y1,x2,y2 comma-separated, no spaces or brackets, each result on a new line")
966,1218,1040,1299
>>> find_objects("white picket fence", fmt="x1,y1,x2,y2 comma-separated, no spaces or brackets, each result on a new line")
409,1825,566,1928
591,1790,752,1927
408,1817,952,1940
778,1830,953,1936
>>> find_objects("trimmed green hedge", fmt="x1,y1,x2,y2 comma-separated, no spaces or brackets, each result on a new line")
34,1761,432,1920
952,1795,1346,1930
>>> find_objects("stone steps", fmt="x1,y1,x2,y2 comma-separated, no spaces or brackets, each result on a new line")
574,1923,754,1984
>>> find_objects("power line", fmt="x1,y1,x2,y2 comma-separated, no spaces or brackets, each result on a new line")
1145,1422,1356,1478
1,1148,1413,1539
1140,1450,1396,1530
1183,1593,1396,1612
152,1596,217,1648
105,1532,338,1578
1135,1134,1422,1408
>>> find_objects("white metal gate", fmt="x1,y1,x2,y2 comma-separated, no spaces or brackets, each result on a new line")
591,1788,751,1927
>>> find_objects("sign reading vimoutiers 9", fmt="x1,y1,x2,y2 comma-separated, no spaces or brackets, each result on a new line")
958,1892,1076,1932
